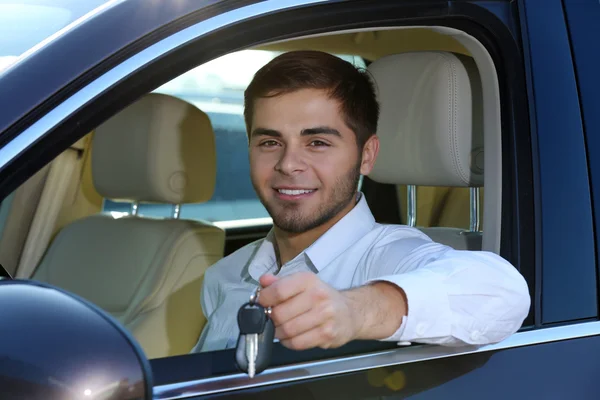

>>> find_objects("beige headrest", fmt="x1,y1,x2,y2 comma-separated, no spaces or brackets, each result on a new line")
92,93,216,204
368,52,484,187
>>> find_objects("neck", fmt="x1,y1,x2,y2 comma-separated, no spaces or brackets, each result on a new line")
274,192,359,266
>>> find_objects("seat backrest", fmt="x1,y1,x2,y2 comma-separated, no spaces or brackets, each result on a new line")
367,51,484,250
34,93,225,358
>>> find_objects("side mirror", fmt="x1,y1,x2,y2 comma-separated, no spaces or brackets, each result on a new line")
0,279,153,400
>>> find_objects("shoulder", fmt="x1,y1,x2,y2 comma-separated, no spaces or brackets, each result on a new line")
365,224,452,260
360,224,453,272
369,223,435,249
204,238,265,282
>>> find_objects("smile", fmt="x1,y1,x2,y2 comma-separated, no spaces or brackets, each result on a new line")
277,189,315,195
273,188,317,200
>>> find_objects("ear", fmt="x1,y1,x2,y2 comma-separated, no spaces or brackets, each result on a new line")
359,134,380,175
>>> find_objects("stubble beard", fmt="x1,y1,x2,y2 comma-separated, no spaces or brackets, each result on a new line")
255,161,362,234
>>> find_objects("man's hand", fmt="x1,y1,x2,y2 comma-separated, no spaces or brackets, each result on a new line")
257,272,359,350
257,271,407,351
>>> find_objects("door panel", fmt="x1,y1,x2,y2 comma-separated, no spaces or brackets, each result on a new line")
201,334,600,399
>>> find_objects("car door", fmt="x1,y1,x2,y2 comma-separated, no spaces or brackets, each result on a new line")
0,0,597,399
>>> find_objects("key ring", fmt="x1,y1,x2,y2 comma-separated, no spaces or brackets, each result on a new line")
250,287,261,305
249,287,272,316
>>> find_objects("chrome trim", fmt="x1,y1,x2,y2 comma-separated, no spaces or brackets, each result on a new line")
154,321,600,399
172,204,181,219
469,187,480,232
0,0,328,168
130,201,139,216
407,185,417,227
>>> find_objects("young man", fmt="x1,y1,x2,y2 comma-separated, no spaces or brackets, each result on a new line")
192,50,530,353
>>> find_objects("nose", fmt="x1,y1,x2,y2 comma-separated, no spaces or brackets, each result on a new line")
275,145,306,175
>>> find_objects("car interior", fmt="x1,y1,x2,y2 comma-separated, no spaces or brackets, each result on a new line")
0,26,502,360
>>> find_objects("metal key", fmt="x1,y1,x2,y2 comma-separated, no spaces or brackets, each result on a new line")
245,334,257,378
235,289,275,378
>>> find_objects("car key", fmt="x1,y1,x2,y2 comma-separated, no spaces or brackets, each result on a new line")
235,290,275,378
237,302,265,377
235,302,275,378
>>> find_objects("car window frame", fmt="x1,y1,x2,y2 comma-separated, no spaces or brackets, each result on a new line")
517,0,597,325
0,0,562,396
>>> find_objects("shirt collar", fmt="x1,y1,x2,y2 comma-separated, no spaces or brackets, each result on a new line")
247,230,278,283
248,193,376,281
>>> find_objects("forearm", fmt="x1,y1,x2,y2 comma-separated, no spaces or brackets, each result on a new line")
364,250,530,346
342,281,408,341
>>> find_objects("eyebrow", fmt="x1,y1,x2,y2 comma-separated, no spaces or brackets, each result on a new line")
251,128,282,138
250,126,342,138
301,126,341,137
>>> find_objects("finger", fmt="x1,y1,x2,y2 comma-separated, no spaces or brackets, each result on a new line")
259,272,316,307
280,323,336,351
275,306,324,340
259,273,278,288
270,290,315,328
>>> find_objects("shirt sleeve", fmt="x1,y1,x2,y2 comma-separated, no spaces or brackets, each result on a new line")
365,236,531,346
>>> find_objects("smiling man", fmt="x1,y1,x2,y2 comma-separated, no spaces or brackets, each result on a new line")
192,50,530,352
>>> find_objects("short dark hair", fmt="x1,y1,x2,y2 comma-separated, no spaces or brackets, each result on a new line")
244,50,379,149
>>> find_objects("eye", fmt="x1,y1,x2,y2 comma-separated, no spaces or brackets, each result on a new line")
309,140,329,147
259,140,280,147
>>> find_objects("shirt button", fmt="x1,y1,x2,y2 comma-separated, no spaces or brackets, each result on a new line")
416,323,426,336
470,330,481,341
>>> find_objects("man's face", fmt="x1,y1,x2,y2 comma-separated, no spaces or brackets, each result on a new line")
249,88,378,234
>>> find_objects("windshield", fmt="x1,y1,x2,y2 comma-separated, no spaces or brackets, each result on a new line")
0,0,109,72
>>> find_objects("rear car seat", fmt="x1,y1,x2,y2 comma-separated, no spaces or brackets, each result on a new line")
33,93,225,358
368,51,484,250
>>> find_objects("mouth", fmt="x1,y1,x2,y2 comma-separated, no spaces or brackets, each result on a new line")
273,188,317,200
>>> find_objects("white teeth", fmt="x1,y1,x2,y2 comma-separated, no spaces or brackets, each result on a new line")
278,189,314,195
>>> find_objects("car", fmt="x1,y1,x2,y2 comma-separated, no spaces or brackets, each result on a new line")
0,0,598,399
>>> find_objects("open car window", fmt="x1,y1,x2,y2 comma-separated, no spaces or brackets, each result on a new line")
3,35,507,361
0,32,516,358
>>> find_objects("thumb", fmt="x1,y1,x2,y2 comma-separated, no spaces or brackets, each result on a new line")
259,273,279,288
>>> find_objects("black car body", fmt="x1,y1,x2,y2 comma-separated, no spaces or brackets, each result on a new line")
0,0,598,398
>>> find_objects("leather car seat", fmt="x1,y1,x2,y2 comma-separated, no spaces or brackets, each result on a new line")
33,93,225,358
368,51,484,250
